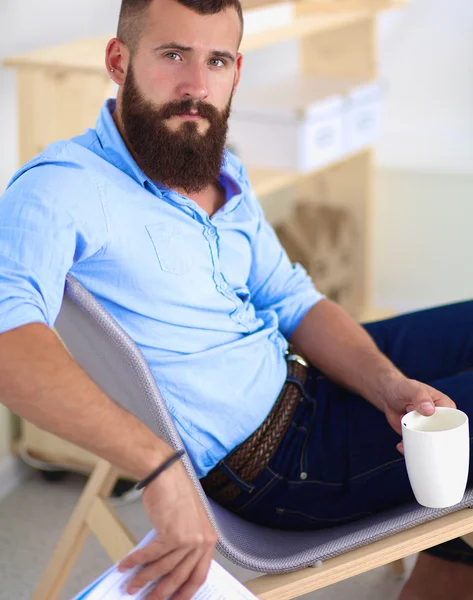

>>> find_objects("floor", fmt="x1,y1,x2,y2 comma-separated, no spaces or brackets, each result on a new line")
0,470,417,600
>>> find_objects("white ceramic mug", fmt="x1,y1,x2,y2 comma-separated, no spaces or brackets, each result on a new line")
401,407,470,508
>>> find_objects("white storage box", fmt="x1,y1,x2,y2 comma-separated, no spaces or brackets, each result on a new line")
344,81,383,153
243,2,294,36
229,76,345,173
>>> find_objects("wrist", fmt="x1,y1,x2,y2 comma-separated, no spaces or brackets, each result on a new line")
365,362,405,411
136,449,186,491
128,441,176,482
142,457,188,506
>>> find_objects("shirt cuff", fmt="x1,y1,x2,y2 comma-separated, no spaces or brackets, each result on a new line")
279,291,326,340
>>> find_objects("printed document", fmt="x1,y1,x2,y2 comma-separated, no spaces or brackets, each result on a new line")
72,530,258,600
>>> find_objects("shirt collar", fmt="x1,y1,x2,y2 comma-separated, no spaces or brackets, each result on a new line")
95,99,150,188
95,99,244,206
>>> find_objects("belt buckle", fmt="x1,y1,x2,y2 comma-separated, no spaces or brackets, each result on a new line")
286,350,309,369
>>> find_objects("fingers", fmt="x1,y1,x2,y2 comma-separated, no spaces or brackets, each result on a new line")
118,539,166,571
426,385,456,409
124,547,190,595
133,465,217,597
170,550,214,600
436,396,456,409
396,441,404,456
147,549,207,600
415,386,456,415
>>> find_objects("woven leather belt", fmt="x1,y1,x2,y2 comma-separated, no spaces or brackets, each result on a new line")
201,354,308,504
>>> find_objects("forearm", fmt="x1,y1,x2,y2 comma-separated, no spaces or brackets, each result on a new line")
0,323,174,480
290,299,403,410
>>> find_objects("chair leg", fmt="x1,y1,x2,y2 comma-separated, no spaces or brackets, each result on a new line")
461,533,473,549
388,559,406,576
31,459,123,600
85,496,137,563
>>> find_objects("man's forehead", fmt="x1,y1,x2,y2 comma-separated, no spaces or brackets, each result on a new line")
142,0,241,51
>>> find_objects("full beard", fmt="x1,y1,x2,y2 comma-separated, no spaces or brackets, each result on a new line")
121,65,232,195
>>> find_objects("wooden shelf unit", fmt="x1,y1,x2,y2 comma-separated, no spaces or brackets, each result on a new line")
5,0,402,469
3,9,387,71
248,148,369,198
296,0,406,12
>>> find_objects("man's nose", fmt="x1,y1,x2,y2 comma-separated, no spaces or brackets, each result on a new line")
176,64,209,101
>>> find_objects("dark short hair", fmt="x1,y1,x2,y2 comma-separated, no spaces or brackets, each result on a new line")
117,0,244,54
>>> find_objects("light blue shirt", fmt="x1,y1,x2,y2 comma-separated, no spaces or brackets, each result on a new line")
0,99,323,477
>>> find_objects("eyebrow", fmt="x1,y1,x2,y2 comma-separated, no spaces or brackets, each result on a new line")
152,43,235,63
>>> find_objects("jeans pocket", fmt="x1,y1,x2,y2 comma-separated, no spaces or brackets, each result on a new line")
218,461,256,494
234,469,281,514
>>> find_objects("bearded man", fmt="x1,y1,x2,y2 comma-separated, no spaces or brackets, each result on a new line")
2,1,473,599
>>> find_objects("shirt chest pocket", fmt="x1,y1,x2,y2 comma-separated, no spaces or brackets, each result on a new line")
146,223,194,276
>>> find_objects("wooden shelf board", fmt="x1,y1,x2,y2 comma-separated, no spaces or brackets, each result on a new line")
4,8,378,72
248,168,300,197
3,35,111,72
232,74,380,118
248,148,370,197
296,0,406,12
241,10,371,53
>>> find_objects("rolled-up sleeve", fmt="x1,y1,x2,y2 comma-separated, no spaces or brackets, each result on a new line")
247,190,325,339
0,154,107,334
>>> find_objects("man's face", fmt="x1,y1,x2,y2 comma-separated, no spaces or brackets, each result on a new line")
116,0,243,194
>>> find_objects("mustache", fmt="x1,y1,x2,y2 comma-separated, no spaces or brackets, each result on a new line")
157,98,219,121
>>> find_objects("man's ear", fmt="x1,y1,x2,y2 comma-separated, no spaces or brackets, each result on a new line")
232,53,243,96
106,38,130,86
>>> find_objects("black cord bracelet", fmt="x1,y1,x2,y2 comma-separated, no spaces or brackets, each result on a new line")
135,449,186,491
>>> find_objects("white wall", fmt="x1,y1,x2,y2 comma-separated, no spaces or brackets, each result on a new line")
0,0,122,192
373,168,473,313
377,0,473,174
373,0,473,312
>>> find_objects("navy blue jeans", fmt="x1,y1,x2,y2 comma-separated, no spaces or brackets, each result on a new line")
219,301,473,564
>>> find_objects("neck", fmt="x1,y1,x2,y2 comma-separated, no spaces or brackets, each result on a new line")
182,181,226,217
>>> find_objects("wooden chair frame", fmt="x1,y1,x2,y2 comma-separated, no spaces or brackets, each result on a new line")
32,458,473,600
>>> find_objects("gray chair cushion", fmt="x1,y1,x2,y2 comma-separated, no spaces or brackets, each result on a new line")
55,275,473,574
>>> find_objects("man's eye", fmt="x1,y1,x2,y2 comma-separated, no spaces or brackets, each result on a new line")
165,52,181,61
209,58,225,68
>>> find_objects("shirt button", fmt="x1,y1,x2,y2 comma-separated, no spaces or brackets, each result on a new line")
207,228,217,237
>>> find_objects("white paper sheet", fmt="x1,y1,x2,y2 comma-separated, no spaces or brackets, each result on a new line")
72,530,257,600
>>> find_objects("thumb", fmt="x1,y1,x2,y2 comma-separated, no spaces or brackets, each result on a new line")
414,395,435,416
